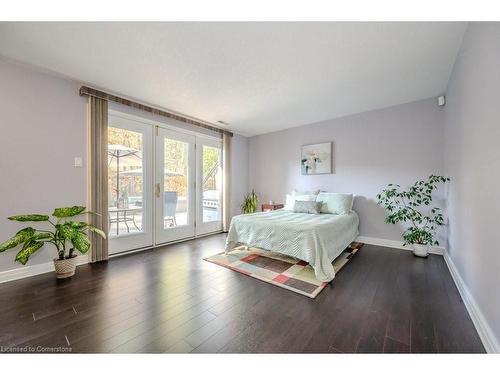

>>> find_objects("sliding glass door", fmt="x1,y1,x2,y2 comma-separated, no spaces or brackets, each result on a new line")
107,111,223,253
107,114,154,254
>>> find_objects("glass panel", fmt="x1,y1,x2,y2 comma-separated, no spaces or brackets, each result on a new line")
107,127,144,237
202,145,221,223
164,138,189,229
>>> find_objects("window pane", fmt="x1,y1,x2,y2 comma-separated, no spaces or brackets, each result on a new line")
164,138,188,229
202,145,221,223
107,127,144,237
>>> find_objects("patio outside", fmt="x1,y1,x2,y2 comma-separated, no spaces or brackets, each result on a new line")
107,127,221,237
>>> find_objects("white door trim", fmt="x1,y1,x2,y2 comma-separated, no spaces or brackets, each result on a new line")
109,109,221,141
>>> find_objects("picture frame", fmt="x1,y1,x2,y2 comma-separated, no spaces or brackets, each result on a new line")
301,142,332,175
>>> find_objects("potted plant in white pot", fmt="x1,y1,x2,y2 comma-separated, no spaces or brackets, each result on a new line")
376,175,449,257
0,206,106,278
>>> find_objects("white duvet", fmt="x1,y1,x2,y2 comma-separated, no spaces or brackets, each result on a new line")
225,209,359,282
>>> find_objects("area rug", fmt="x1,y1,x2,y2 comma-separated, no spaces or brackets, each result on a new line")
204,242,363,298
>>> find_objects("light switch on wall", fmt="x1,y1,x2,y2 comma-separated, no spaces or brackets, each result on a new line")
74,157,83,168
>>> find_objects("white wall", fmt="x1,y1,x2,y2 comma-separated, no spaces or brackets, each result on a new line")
249,98,446,242
0,57,249,274
443,23,500,351
0,57,88,272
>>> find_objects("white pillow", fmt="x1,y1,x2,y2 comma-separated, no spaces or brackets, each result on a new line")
284,194,317,210
316,193,354,214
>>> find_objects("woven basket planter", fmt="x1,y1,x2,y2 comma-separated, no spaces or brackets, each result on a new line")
53,256,77,279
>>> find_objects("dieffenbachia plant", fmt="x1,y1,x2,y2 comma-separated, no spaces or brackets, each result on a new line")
0,206,106,265
376,175,450,246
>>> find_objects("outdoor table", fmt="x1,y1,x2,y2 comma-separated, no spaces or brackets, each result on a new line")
108,206,142,235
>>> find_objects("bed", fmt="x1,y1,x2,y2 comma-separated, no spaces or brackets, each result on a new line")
224,209,359,282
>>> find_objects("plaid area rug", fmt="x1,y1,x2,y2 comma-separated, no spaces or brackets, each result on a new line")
204,242,363,298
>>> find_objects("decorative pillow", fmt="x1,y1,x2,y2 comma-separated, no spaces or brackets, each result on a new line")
293,200,321,214
316,193,354,214
284,194,317,210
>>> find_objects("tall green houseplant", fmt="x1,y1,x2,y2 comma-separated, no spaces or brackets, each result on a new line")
241,190,259,214
376,175,449,256
0,205,105,265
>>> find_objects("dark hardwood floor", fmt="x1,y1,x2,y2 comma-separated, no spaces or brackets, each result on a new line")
0,233,484,353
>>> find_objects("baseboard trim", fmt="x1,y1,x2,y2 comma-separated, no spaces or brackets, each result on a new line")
0,255,89,284
443,251,499,353
356,235,445,255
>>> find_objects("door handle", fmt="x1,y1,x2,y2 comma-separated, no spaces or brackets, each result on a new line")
155,183,160,198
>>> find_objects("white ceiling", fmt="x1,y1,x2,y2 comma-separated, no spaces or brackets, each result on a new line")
0,22,467,136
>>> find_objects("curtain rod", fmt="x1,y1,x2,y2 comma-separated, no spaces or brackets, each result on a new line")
79,86,233,137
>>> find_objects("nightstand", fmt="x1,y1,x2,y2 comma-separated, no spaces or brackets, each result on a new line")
261,203,284,212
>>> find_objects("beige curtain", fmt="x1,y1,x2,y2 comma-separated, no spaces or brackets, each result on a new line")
88,96,109,262
222,133,232,232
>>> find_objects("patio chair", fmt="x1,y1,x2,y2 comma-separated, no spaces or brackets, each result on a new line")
164,191,178,227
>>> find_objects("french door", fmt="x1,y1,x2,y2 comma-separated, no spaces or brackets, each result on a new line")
155,128,223,244
107,111,222,254
107,114,154,254
195,137,223,236
155,128,196,244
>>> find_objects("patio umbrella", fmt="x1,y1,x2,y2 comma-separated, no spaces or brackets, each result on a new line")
108,144,142,208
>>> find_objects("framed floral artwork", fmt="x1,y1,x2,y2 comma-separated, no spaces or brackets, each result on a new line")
301,142,332,175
